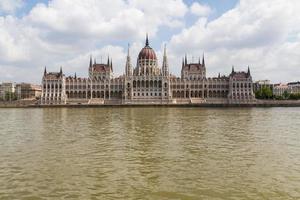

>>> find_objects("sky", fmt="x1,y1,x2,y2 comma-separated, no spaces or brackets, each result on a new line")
0,0,300,84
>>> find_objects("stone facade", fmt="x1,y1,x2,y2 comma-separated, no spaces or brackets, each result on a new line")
40,36,255,105
0,82,15,100
15,83,42,100
273,82,300,96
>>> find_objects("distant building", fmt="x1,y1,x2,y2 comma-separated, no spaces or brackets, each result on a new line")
15,83,42,100
287,81,300,94
41,35,255,105
253,80,274,93
273,83,288,96
273,82,300,96
0,82,15,100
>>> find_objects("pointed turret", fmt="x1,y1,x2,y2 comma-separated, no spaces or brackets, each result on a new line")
202,53,205,66
110,59,113,72
125,43,132,76
218,73,220,78
60,66,62,75
247,66,250,75
94,58,96,65
162,44,169,76
107,55,110,66
232,66,235,74
44,66,47,76
145,33,149,46
198,57,201,64
185,54,187,65
74,72,77,79
89,55,93,68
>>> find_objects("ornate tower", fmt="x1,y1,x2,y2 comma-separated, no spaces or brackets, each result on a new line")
134,34,160,76
162,44,169,77
125,44,132,77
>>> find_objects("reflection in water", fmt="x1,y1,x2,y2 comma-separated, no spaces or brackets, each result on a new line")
0,107,300,199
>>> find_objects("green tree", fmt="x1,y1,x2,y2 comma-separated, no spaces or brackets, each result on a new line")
289,93,300,100
255,86,273,99
4,92,17,101
282,91,290,99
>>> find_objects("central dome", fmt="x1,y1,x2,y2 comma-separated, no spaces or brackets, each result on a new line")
138,35,157,60
134,34,161,76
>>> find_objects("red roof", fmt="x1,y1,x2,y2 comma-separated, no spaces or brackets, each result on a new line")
183,63,205,71
231,72,249,79
138,46,157,60
92,64,110,73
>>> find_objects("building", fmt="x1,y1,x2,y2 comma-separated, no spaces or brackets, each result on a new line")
253,80,274,93
273,82,300,96
15,83,42,100
0,82,16,101
40,36,255,105
273,83,288,96
287,81,300,94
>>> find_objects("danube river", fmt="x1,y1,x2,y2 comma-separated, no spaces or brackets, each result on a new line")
0,107,300,199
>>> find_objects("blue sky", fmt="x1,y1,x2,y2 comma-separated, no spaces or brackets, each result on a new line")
0,0,300,83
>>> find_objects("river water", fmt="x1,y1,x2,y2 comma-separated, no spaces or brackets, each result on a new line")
0,107,300,199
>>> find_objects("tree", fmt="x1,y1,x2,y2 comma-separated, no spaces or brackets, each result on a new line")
282,91,290,100
289,93,300,100
4,92,17,101
255,86,273,99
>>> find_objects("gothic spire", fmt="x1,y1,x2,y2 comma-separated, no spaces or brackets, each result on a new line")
60,66,62,75
202,53,205,66
107,55,110,66
232,66,235,74
162,44,169,76
94,58,96,65
110,59,113,72
125,43,132,76
74,72,77,79
185,54,187,65
89,55,93,68
247,66,250,75
44,66,47,75
145,33,149,46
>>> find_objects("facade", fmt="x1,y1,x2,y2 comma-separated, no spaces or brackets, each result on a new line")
287,81,300,94
15,83,42,100
41,36,255,105
273,83,288,96
253,80,274,93
0,82,16,101
273,81,300,96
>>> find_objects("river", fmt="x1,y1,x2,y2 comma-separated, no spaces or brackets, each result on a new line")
0,107,299,199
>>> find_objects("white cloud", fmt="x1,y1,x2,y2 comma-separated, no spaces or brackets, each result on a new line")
0,0,188,83
26,0,187,42
190,2,212,17
0,0,24,14
168,0,300,83
0,0,300,84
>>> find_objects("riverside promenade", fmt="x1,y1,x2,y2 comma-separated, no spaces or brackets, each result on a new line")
1,99,300,108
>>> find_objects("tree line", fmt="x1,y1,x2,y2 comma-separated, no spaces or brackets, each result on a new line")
255,86,300,100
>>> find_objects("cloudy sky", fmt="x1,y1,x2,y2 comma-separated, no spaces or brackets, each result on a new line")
0,0,299,84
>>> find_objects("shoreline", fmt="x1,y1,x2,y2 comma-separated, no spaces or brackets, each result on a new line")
1,100,300,108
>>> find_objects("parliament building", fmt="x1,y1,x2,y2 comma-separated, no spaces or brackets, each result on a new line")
40,36,255,105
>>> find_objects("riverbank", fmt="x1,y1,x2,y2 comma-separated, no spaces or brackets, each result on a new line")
2,99,300,108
